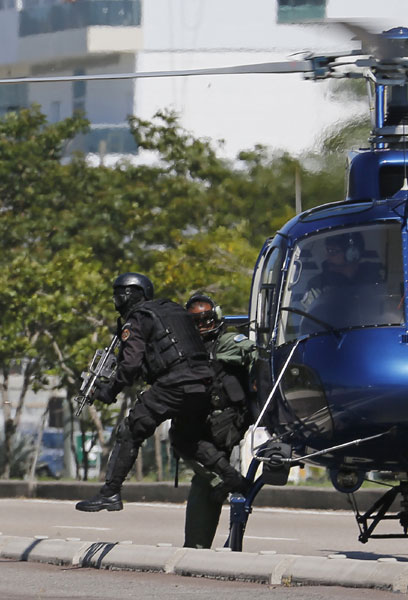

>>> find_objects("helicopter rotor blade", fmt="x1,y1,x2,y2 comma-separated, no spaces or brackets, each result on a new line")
0,59,318,86
0,21,392,88
0,20,406,89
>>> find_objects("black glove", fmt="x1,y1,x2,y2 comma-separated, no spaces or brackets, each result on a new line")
93,381,116,405
210,475,250,504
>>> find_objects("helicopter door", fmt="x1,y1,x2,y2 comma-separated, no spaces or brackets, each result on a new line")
249,236,287,413
249,236,287,350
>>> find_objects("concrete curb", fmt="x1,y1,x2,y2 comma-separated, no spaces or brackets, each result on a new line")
1,534,408,592
0,480,394,512
1,482,404,591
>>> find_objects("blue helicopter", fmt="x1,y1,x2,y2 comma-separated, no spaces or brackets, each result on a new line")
224,24,408,551
5,21,408,551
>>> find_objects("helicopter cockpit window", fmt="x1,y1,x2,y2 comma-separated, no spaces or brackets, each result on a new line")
256,246,284,348
277,223,404,345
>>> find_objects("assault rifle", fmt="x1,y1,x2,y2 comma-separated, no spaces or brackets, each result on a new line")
75,334,120,417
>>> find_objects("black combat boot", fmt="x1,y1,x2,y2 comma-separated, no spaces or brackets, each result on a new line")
75,492,123,512
75,436,137,512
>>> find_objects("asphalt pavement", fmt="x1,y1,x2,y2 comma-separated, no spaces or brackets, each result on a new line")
1,480,407,593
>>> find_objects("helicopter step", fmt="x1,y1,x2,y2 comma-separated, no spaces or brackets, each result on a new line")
225,432,399,551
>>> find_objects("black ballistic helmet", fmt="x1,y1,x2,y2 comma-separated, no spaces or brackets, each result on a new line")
113,272,154,313
113,272,154,300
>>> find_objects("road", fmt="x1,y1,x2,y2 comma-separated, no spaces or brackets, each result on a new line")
1,499,407,599
1,498,408,560
0,560,398,600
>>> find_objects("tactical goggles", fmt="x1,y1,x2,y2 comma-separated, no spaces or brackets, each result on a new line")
191,310,216,330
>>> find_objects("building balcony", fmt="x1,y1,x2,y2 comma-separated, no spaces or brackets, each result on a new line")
17,0,142,63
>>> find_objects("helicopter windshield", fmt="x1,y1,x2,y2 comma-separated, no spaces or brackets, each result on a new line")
277,223,404,345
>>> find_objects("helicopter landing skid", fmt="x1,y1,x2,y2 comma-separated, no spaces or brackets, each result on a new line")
350,481,408,543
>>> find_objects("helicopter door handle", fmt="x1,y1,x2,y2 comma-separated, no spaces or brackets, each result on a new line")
288,259,302,289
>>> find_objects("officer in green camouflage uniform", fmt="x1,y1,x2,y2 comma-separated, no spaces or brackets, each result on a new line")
180,293,257,549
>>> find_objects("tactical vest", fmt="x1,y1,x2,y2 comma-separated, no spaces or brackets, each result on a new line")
133,299,208,382
204,333,252,451
206,336,248,410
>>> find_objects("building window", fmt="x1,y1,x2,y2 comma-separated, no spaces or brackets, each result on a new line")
73,69,86,114
19,0,142,37
64,124,138,156
50,100,61,123
277,0,326,24
0,83,28,116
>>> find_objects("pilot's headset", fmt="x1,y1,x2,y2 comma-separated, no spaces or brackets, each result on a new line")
344,232,365,263
327,233,365,264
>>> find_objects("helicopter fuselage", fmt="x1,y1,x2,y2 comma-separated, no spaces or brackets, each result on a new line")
249,160,408,474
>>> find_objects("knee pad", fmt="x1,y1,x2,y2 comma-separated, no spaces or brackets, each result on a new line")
128,403,158,445
116,419,134,444
194,440,225,469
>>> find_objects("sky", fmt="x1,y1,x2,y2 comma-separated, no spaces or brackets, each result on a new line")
130,1,408,159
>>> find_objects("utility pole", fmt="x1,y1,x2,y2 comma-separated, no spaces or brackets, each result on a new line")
295,166,302,214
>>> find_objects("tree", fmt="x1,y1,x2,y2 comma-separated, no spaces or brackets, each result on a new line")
0,106,354,480
0,107,90,477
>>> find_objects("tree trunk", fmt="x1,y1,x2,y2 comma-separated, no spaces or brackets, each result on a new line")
136,449,143,481
155,428,163,482
28,400,50,493
1,369,11,479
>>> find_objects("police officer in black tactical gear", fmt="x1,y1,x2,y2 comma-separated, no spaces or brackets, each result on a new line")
172,293,257,549
76,273,213,512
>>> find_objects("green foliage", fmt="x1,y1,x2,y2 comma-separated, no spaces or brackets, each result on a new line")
0,105,354,477
0,105,352,377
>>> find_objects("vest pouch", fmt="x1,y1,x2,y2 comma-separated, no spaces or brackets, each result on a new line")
156,334,183,356
207,406,247,451
152,338,183,370
222,374,246,404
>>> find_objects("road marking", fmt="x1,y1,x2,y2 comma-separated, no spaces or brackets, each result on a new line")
245,535,298,541
53,525,111,531
251,507,351,516
123,503,352,516
1,498,354,516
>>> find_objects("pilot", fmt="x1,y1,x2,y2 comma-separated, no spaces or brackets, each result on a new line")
171,293,257,549
301,232,384,310
75,272,214,512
